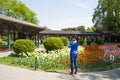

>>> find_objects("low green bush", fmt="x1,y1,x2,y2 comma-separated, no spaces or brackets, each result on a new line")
43,37,64,52
79,39,84,45
86,39,92,45
13,39,35,56
97,38,104,45
60,37,68,46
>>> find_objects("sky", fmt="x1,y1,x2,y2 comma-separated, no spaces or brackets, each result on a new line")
20,0,98,30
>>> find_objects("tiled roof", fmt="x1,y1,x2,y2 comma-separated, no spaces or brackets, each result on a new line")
80,32,101,35
39,30,101,35
39,30,80,34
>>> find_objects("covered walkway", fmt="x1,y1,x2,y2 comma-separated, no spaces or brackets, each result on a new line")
0,14,46,51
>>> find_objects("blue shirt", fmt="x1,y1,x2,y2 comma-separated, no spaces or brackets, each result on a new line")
68,40,78,57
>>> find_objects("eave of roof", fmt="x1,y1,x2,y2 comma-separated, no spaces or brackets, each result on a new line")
39,30,80,34
0,14,45,30
39,30,102,35
80,32,101,35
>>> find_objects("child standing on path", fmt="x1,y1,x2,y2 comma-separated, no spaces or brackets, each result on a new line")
110,53,114,69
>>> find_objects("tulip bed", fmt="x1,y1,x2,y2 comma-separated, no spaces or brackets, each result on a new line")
0,44,120,71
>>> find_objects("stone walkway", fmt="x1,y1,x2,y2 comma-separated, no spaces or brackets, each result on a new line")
0,64,120,80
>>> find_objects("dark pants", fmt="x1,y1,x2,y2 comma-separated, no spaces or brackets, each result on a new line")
70,55,78,73
110,60,114,69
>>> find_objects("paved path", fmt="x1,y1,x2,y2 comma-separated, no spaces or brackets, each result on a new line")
0,51,14,57
0,64,120,80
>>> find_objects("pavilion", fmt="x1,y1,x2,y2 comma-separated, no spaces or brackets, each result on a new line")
0,14,120,52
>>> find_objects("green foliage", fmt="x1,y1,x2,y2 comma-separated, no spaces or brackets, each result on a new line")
13,39,35,55
60,37,68,46
92,0,120,33
78,58,111,70
96,38,104,45
43,37,64,52
86,38,92,45
0,0,39,24
62,25,85,31
87,27,95,32
79,39,84,45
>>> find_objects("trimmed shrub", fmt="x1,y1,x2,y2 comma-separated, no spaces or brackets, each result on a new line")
60,37,68,46
13,39,35,55
79,39,84,45
86,38,92,45
97,38,104,45
43,37,64,52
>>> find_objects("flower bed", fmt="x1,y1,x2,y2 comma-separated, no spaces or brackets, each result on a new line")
78,45,105,64
117,44,120,48
10,48,70,70
0,44,120,71
99,44,120,58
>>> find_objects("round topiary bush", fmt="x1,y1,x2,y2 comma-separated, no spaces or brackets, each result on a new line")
60,37,68,46
13,39,35,55
43,37,64,52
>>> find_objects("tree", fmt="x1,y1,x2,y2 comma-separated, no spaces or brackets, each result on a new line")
77,26,85,31
92,0,120,33
87,27,95,32
62,25,85,31
0,0,39,24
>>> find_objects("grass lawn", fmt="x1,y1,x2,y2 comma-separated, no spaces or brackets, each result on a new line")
0,57,34,70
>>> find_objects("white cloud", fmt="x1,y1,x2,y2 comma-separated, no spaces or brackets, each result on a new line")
67,0,90,9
